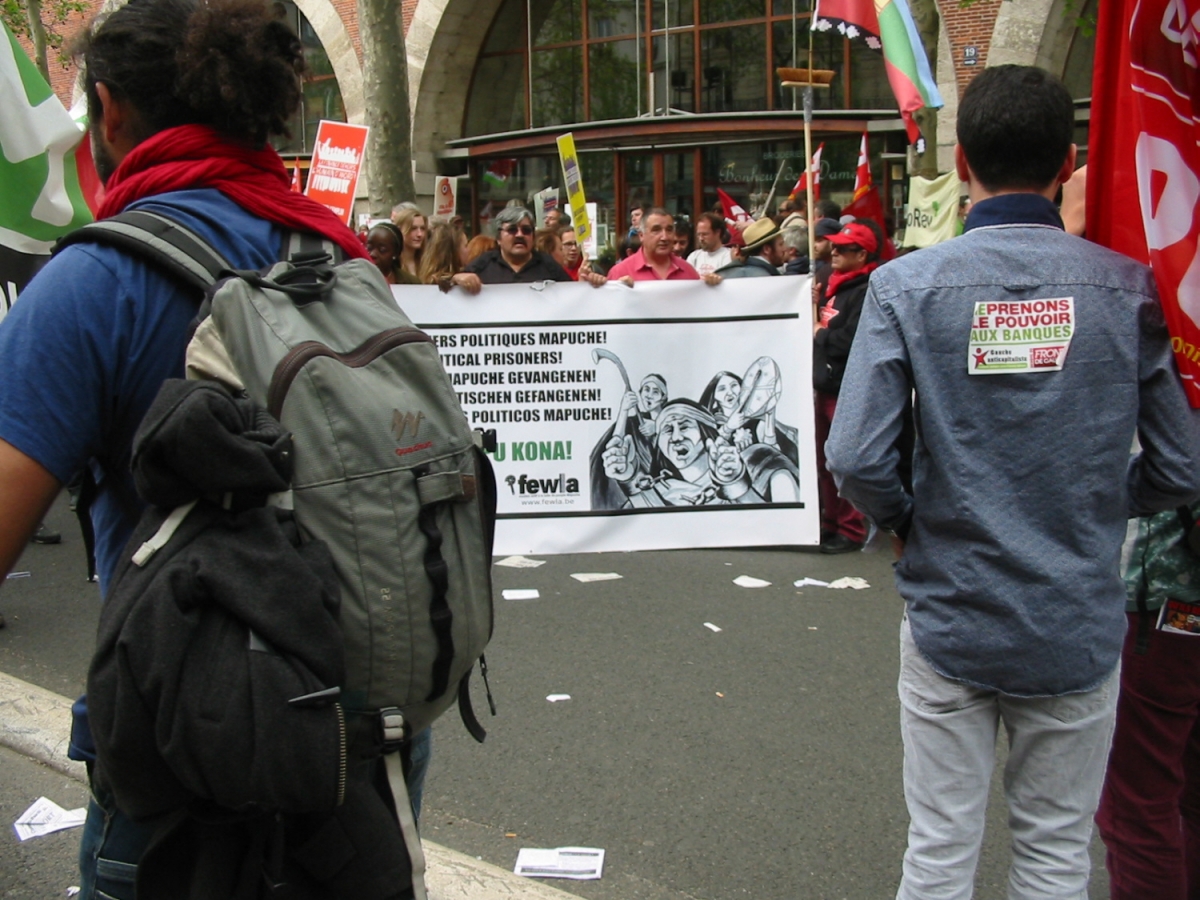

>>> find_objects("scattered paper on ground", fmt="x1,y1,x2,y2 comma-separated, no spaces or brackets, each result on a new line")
828,577,870,590
13,797,87,841
715,692,725,698
570,572,622,583
794,577,830,588
495,556,546,568
546,694,571,702
515,847,605,880
502,589,540,600
6,572,29,580
733,575,771,588
703,622,722,632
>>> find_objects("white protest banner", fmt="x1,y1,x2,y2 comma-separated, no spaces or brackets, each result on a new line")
392,278,819,555
900,170,960,249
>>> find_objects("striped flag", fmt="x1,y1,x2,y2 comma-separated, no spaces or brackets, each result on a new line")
812,0,943,151
1,19,93,321
852,132,872,201
789,143,824,200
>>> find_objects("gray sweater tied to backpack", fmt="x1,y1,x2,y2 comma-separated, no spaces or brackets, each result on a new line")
87,379,416,900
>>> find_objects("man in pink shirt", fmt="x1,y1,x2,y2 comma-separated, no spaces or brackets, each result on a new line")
608,209,721,285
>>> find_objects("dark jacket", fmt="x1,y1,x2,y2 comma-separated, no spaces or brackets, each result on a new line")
88,380,418,899
464,248,571,283
715,255,780,278
813,269,871,396
784,255,810,276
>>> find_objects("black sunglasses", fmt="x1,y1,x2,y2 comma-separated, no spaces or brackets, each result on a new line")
501,224,534,236
831,245,864,255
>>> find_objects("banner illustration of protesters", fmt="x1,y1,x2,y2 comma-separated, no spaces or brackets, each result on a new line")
590,352,799,509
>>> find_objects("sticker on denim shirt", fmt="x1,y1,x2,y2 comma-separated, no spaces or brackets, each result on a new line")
967,297,1074,375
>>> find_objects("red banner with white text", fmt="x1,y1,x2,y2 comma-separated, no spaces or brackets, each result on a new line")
1088,0,1200,407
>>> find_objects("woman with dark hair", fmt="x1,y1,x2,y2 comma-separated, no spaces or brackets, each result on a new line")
366,221,408,284
813,221,882,553
418,223,482,293
618,232,641,260
699,371,741,423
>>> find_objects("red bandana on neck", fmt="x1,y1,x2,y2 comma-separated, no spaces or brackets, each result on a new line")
98,124,369,262
825,260,879,299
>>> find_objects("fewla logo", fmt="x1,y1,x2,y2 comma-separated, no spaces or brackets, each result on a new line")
507,473,580,496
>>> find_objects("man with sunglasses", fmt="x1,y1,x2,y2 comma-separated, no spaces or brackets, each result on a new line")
465,206,573,284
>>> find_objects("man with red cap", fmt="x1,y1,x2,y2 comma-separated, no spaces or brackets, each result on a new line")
812,222,880,553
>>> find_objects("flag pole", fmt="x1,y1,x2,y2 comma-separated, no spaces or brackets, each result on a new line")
804,0,816,265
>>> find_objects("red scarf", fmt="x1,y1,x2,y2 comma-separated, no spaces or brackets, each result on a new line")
98,124,369,262
825,260,880,299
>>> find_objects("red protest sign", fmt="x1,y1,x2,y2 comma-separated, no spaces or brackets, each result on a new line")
304,120,369,226
1089,0,1200,407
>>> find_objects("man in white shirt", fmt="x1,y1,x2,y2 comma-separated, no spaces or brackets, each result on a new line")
687,212,733,275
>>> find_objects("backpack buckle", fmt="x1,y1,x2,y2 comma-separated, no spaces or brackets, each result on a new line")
379,707,407,751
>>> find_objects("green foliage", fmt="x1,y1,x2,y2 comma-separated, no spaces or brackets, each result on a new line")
3,0,88,73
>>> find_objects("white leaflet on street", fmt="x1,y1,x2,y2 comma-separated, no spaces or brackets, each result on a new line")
704,622,722,632
733,575,771,588
6,572,30,579
502,589,540,600
546,694,571,702
793,577,830,588
495,555,546,568
570,572,622,582
13,797,87,841
515,847,605,880
828,577,870,590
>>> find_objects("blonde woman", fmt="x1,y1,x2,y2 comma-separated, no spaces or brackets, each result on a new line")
419,224,482,293
392,207,428,282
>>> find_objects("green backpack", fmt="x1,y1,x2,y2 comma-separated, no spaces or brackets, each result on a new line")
61,210,497,743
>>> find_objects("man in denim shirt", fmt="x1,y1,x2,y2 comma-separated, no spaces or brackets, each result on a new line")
827,66,1200,900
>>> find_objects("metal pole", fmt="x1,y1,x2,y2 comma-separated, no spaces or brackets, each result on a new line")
635,0,642,116
805,0,816,265
526,0,535,128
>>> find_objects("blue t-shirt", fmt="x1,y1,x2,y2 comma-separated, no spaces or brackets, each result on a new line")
0,189,284,594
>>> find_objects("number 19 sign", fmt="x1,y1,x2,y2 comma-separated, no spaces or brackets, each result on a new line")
305,120,369,226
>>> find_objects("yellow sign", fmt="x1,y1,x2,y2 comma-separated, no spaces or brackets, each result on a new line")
556,133,591,244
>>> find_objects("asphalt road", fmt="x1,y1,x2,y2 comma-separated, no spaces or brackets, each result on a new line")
0,496,1112,899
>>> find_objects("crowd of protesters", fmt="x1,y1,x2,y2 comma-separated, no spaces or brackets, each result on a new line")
3,0,1197,893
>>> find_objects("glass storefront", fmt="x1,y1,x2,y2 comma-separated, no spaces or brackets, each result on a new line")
464,0,894,135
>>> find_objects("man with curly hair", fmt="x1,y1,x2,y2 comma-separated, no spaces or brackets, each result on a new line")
0,0,417,896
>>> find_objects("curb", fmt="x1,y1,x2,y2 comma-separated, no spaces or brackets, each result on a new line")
0,672,580,900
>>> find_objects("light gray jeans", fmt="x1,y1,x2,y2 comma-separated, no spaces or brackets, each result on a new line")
896,617,1119,900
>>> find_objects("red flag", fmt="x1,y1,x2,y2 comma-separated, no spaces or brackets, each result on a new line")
789,143,824,200
290,163,303,193
717,188,752,226
852,133,872,201
843,185,885,228
74,130,104,214
1088,0,1200,407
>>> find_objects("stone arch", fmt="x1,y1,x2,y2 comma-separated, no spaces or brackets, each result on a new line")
292,0,366,124
407,0,508,174
987,0,1056,68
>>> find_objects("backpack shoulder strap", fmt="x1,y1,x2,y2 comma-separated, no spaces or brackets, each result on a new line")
55,209,232,293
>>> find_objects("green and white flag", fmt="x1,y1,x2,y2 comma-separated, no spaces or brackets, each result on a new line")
1,19,93,319
900,171,960,249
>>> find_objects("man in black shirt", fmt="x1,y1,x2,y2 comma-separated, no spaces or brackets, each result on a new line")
467,206,602,284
